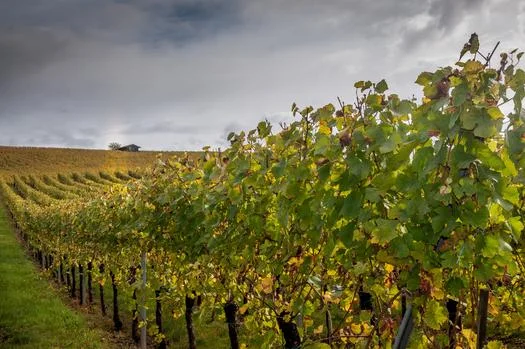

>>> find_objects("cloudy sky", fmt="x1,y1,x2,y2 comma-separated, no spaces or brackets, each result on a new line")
0,0,523,150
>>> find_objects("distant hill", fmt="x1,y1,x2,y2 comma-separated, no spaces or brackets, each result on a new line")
0,146,200,178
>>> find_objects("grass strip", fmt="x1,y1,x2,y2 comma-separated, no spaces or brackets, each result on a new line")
0,203,110,349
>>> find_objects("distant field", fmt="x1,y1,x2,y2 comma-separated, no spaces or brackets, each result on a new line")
0,146,201,178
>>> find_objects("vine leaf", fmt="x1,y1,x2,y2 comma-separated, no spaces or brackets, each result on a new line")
424,300,448,330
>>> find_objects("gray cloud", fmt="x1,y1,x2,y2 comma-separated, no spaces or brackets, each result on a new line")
8,129,96,148
122,120,215,135
0,0,523,150
0,27,70,89
429,0,485,30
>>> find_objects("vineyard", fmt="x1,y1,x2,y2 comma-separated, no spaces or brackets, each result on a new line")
1,36,525,348
0,146,200,178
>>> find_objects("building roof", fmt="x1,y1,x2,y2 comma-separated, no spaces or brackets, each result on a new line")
117,144,141,150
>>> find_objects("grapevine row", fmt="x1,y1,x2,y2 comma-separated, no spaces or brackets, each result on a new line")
2,37,525,349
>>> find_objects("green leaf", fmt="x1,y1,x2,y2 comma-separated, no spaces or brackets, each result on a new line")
424,300,448,330
390,237,410,258
474,115,498,138
375,79,389,93
441,251,458,268
257,121,271,137
451,147,476,168
506,127,525,155
340,190,363,219
431,206,455,233
412,147,434,173
415,72,434,86
347,156,371,180
487,107,504,119
366,94,383,108
354,80,365,88
354,80,372,91
372,219,399,244
337,222,356,248
313,134,331,156
507,216,524,240
364,188,381,203
379,137,396,154
509,69,525,91
474,263,494,281
423,85,438,99
406,266,421,291
495,195,514,211
500,149,518,176
452,84,468,106
461,205,489,228
460,110,477,130
317,162,331,182
445,276,467,297
473,142,506,170
459,43,470,60
468,33,479,53
501,184,519,206
482,235,500,258
396,100,413,115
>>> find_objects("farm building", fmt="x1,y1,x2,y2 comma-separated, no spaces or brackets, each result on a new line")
117,144,141,152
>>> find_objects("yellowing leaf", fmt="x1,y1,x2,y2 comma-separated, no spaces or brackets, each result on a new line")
464,60,484,74
323,292,332,303
487,340,506,349
239,304,249,315
260,277,273,294
385,264,395,273
303,316,314,328
487,107,504,119
319,123,332,135
432,288,445,300
313,324,324,335
287,256,304,267
350,323,362,334
461,328,477,348
327,269,337,276
305,343,331,349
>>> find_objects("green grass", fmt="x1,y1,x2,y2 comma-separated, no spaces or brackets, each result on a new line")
0,204,112,349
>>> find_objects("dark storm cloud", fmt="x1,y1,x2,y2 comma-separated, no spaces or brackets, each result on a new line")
0,27,71,89
155,0,241,44
0,0,523,150
0,0,239,84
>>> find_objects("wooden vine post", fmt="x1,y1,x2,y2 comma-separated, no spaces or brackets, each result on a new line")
476,289,489,349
